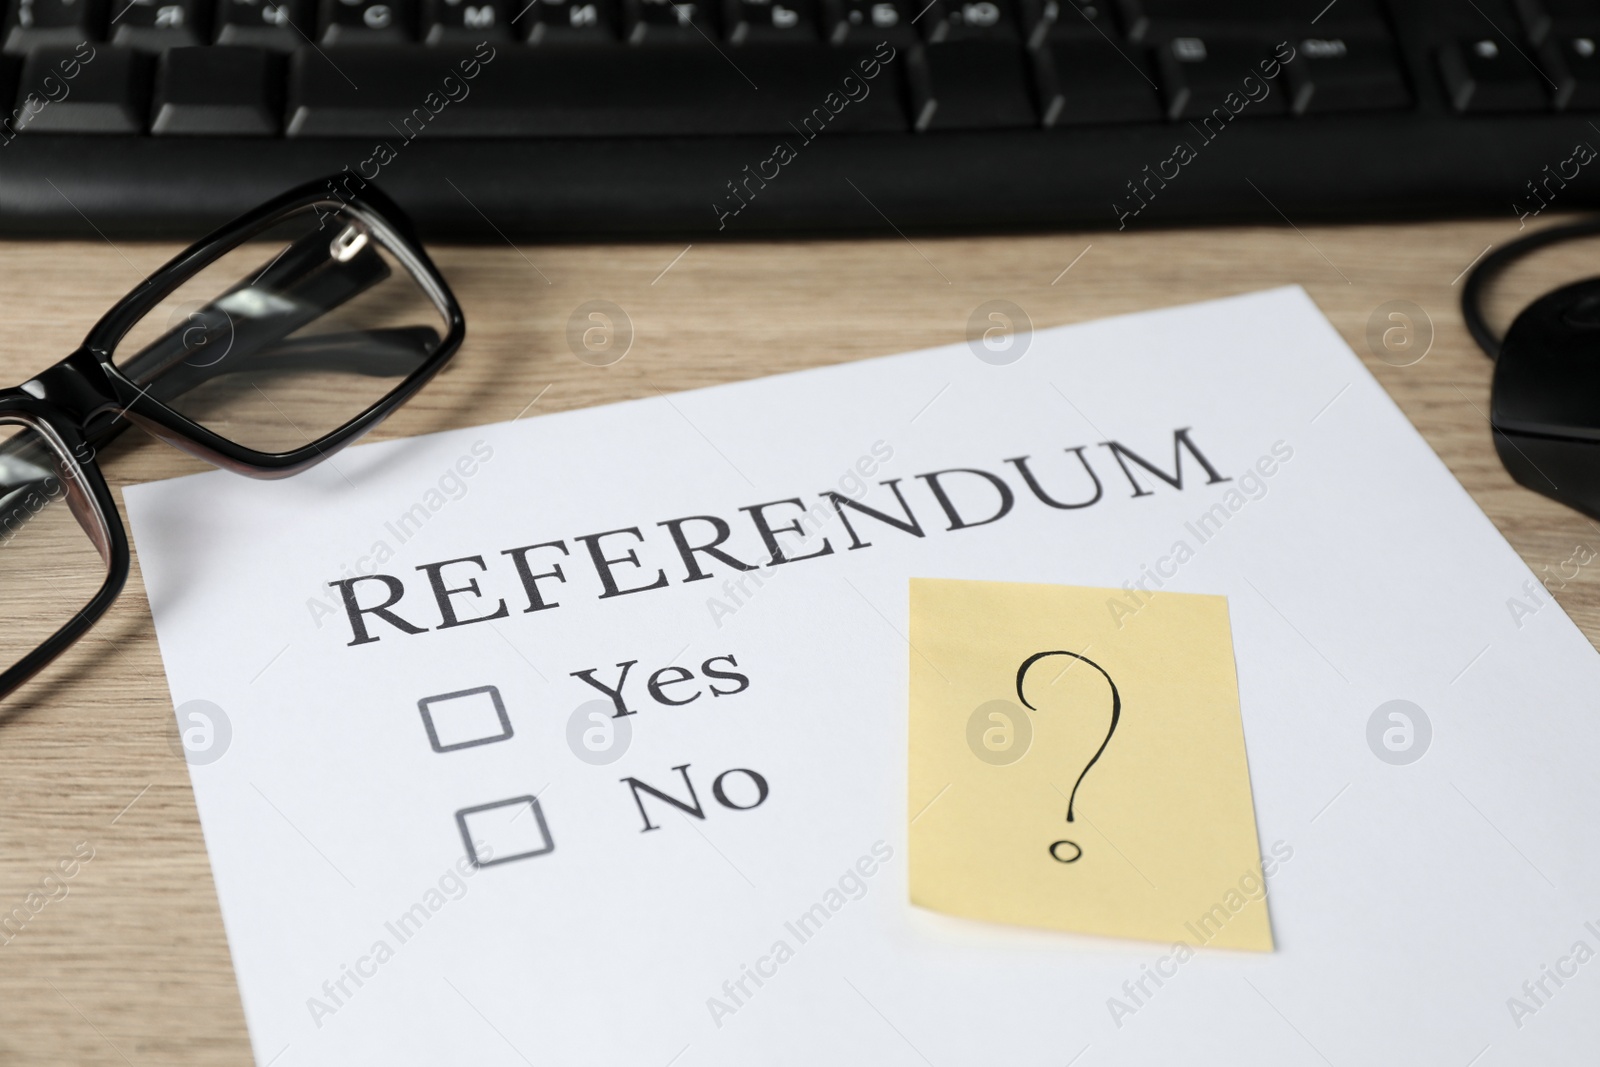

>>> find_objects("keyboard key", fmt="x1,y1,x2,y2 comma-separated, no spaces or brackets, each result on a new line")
725,0,817,42
1558,32,1600,106
13,44,149,131
423,0,509,39
623,0,716,41
1514,0,1600,44
3,39,95,123
1120,0,1387,41
1437,35,1555,111
215,0,310,48
516,0,617,40
922,0,1020,41
1422,0,1531,35
909,40,1035,129
1156,37,1290,119
108,0,207,48
0,52,18,110
1021,0,1119,47
1284,34,1410,114
150,44,281,133
286,43,907,135
3,0,105,53
1037,36,1159,124
0,53,19,142
822,0,916,45
1542,36,1579,105
319,0,415,41
1515,0,1553,42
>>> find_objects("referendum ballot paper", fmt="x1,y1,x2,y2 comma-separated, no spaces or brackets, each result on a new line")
124,288,1600,1065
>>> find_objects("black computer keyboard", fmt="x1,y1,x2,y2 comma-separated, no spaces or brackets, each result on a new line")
0,0,1595,238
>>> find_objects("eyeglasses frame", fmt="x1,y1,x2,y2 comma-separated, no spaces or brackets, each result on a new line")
0,177,466,699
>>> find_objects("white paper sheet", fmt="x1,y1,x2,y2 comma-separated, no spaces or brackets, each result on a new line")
125,287,1600,1065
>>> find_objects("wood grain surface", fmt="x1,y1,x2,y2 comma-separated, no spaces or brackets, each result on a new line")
0,216,1596,1065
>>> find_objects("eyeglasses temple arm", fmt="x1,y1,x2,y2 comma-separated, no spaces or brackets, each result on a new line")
116,231,393,391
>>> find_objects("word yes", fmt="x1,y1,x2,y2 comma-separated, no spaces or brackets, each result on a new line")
571,653,750,716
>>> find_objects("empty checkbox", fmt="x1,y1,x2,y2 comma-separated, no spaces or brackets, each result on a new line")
456,796,555,867
418,686,513,753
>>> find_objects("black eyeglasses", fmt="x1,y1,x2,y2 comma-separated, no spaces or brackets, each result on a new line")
0,177,465,700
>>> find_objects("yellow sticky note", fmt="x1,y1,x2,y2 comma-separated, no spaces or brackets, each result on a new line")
907,578,1273,951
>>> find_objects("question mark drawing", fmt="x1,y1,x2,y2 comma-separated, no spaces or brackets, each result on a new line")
1015,650,1121,865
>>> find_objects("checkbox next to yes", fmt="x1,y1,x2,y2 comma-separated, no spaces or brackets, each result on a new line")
417,686,513,753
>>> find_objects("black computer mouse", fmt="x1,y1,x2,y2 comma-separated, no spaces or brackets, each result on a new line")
1492,275,1600,520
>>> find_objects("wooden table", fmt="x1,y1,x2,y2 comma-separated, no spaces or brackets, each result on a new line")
0,217,1595,1064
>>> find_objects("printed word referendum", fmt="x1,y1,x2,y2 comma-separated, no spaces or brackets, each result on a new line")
326,428,1233,647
